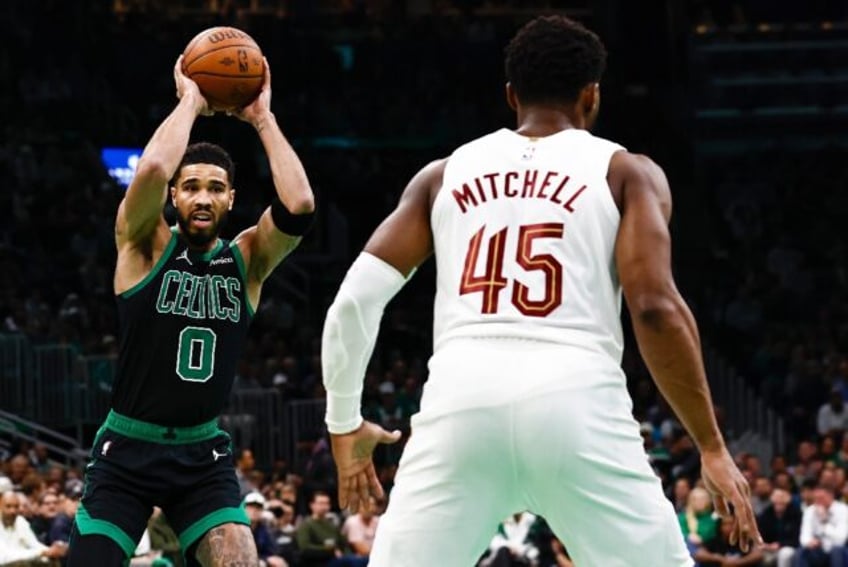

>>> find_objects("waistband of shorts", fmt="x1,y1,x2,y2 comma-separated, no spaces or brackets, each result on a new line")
103,410,220,444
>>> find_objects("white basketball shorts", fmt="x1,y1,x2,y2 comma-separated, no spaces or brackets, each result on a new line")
368,338,692,567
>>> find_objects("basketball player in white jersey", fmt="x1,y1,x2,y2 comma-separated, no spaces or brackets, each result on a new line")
321,15,762,567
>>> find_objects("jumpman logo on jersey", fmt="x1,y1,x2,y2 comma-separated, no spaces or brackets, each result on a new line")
212,448,229,462
176,249,193,265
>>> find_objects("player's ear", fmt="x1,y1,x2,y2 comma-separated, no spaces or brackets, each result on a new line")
579,83,600,129
228,188,235,211
505,82,519,111
580,83,600,116
170,185,177,207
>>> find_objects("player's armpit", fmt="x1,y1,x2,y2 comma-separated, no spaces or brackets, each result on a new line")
363,158,447,276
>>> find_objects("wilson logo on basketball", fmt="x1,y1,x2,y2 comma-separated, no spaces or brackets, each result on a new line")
207,29,250,43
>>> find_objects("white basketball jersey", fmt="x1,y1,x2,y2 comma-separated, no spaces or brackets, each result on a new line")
431,128,625,362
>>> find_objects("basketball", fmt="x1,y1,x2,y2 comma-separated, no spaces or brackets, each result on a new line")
182,26,264,111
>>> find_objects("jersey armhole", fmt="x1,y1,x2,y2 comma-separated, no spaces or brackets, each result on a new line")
119,230,179,299
229,242,255,318
599,147,625,225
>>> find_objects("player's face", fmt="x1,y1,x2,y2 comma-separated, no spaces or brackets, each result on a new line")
171,163,234,248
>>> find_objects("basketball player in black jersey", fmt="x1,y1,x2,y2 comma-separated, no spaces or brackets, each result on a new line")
66,57,314,566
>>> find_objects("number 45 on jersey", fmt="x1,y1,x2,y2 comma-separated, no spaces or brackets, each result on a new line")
460,222,563,317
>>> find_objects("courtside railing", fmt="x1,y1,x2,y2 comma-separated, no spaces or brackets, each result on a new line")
705,347,786,461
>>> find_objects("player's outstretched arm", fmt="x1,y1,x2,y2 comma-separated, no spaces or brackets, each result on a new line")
116,56,211,247
610,151,762,551
322,159,445,513
232,59,315,289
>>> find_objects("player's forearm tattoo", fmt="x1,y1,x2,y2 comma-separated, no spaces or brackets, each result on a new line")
195,524,259,567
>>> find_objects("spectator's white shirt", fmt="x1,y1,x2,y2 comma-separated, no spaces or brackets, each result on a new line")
342,514,380,549
800,500,848,552
817,403,848,436
0,515,47,564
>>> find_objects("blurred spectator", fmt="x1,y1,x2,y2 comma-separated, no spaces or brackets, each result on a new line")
244,492,287,567
758,488,800,567
0,490,67,565
752,476,775,516
679,486,720,558
267,499,298,566
796,485,848,567
693,515,765,566
46,481,82,545
817,388,848,438
28,490,60,544
236,449,257,498
27,444,50,475
341,497,381,559
7,455,30,491
672,477,693,514
294,491,352,567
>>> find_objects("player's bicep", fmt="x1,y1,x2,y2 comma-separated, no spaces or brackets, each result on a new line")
239,209,301,283
116,159,169,244
614,155,675,300
364,160,444,277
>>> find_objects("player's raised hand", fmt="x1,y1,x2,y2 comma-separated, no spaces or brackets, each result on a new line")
173,56,213,116
329,420,401,514
700,448,763,552
232,57,272,128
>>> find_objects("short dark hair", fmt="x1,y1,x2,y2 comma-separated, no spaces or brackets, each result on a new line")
505,15,607,105
174,142,235,186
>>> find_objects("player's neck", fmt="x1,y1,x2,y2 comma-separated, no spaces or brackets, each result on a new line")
515,106,584,138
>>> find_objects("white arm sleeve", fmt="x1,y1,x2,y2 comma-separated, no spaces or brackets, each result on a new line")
322,252,409,434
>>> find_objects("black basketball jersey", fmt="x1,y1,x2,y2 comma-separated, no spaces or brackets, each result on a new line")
111,228,254,426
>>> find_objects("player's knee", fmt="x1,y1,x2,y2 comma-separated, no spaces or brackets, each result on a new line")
194,523,258,567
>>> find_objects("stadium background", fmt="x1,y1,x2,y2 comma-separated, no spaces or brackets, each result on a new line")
1,0,848,564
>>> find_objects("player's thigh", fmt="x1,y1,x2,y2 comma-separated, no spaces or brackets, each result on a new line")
163,433,250,555
66,523,128,567
72,458,152,562
369,406,516,567
518,386,693,567
192,522,257,567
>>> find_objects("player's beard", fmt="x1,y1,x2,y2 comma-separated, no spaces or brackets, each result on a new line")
177,208,229,248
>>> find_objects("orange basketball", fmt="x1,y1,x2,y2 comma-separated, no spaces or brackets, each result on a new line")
182,26,264,111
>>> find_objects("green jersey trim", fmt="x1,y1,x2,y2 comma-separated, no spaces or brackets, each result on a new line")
76,504,137,558
178,506,250,552
198,238,225,261
229,242,254,318
103,410,220,444
120,231,179,299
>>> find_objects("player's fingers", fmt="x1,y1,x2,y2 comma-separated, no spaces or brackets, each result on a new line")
357,472,370,506
347,475,358,512
366,465,384,501
734,495,761,552
712,493,731,518
263,57,271,84
337,476,349,510
728,517,739,546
